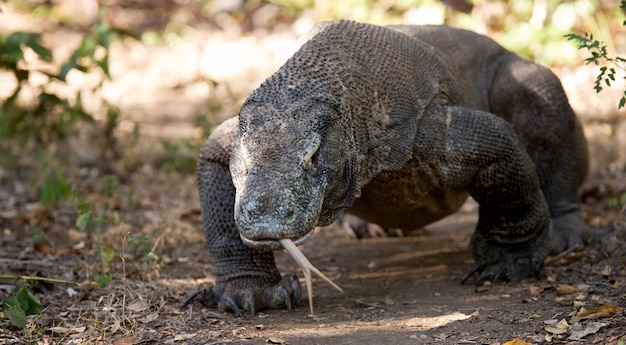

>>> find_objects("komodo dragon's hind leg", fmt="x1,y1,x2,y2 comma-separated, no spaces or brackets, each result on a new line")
181,118,300,316
488,57,591,256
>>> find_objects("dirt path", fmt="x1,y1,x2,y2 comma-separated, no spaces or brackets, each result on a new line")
172,202,625,345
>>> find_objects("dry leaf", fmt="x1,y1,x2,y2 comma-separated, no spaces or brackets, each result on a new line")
475,285,491,293
49,326,70,334
173,333,196,341
66,287,78,297
556,284,581,295
529,285,544,294
126,299,149,312
112,337,141,345
572,304,622,322
268,337,288,344
503,338,531,345
568,322,607,340
545,326,567,335
138,312,159,323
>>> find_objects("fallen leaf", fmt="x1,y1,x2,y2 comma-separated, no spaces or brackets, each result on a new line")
529,285,544,294
66,287,78,297
138,312,159,323
112,337,141,345
108,319,121,334
572,305,622,322
268,337,287,344
503,338,531,345
545,326,567,335
475,285,490,293
0,209,18,219
528,314,542,319
126,300,149,313
568,322,607,340
173,333,196,341
49,326,70,334
68,326,87,334
556,284,581,295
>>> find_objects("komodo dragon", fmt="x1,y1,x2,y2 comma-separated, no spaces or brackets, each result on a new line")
183,20,589,315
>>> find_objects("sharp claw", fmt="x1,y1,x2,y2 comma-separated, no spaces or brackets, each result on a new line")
547,245,578,264
288,274,301,304
532,263,542,279
492,266,508,283
224,295,242,317
475,270,491,286
461,263,483,285
180,287,209,309
582,224,616,242
279,286,292,311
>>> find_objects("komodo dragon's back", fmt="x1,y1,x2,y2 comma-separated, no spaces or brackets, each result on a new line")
183,20,591,315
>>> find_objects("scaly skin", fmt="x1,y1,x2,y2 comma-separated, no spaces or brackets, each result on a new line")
183,21,588,315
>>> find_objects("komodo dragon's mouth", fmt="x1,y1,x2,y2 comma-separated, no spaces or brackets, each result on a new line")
240,228,315,250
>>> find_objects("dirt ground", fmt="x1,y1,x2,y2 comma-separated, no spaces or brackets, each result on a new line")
1,7,626,345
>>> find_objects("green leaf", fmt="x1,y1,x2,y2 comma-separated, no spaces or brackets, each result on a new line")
16,286,44,315
2,286,45,328
96,54,110,79
76,202,92,214
76,211,91,231
93,274,113,288
40,165,71,207
3,295,27,328
100,246,116,270
619,97,625,109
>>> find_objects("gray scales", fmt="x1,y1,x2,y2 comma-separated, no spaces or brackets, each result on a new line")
182,20,590,316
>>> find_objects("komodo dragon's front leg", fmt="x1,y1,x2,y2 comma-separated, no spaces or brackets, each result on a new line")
489,58,589,256
181,118,300,316
422,106,552,283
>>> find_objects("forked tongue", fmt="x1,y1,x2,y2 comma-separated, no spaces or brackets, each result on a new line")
279,239,344,315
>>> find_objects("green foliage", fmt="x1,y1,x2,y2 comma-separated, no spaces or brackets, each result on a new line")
127,234,152,257
566,1,626,109
605,192,626,208
93,274,113,288
2,286,44,329
73,175,119,233
193,112,214,140
160,139,198,173
40,164,71,207
0,6,135,146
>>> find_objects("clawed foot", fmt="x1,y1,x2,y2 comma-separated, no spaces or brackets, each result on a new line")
461,252,543,285
547,210,615,263
181,274,301,316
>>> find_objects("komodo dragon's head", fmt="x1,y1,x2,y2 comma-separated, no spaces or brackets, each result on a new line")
230,99,357,250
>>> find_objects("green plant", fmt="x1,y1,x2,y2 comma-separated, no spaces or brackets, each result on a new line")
40,163,71,207
565,1,626,109
0,6,136,147
2,285,44,329
127,234,151,257
93,274,113,288
160,138,197,173
74,174,120,234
